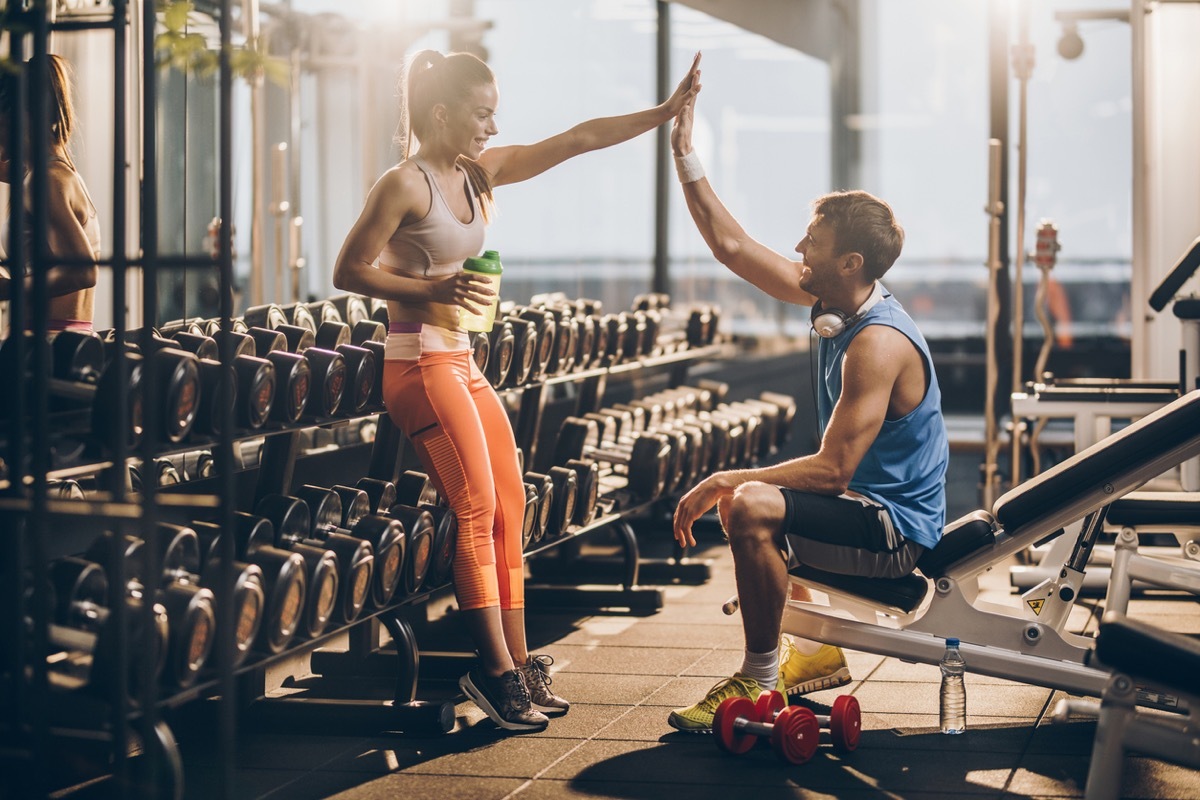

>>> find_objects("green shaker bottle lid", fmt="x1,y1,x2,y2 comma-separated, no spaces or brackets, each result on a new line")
463,255,502,275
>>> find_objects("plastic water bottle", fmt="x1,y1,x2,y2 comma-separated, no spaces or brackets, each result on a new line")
939,637,966,734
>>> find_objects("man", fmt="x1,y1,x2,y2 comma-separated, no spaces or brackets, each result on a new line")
666,72,949,733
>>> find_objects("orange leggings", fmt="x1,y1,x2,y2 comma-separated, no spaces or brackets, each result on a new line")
383,350,525,610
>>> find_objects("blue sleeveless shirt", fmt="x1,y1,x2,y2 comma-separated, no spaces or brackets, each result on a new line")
815,286,948,550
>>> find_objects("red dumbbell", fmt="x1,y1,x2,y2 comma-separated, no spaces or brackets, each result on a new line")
713,690,861,765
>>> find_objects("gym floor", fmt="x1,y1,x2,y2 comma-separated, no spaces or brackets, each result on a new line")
156,499,1200,800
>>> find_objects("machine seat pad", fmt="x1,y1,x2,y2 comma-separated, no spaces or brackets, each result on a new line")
1107,492,1200,528
1094,615,1200,697
789,565,928,615
1174,298,1200,320
995,391,1200,532
915,510,996,577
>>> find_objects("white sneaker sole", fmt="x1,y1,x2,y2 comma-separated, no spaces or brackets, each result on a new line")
784,667,853,696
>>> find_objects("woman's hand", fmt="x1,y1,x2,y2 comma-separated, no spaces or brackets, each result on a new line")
671,95,696,157
664,52,702,118
428,271,496,312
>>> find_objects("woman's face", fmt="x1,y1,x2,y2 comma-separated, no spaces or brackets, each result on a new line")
445,81,499,159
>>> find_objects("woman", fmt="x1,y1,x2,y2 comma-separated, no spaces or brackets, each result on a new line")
333,49,701,732
0,53,100,331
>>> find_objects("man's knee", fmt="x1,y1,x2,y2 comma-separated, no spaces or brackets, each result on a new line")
725,482,785,546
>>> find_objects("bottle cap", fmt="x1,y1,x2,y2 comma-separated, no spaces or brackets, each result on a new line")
462,255,502,275
946,637,960,647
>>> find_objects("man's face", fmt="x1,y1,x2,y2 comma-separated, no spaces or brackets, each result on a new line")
795,215,844,295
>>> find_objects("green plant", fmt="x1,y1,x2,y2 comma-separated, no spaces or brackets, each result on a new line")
155,0,287,85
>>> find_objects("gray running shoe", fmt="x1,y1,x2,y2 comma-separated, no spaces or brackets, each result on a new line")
519,654,570,714
459,667,549,732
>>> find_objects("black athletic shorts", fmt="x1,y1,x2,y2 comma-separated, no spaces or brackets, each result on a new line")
780,489,925,580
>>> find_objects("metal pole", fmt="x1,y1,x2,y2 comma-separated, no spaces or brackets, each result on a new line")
1009,0,1034,487
653,0,670,297
983,139,1004,507
218,3,239,797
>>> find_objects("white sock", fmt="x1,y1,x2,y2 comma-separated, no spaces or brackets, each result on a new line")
788,636,825,656
741,648,780,692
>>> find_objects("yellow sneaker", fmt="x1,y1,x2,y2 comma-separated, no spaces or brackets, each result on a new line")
667,673,785,733
779,638,852,696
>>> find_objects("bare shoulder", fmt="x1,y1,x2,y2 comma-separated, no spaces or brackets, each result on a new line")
366,162,431,220
45,163,92,216
846,324,919,369
376,162,427,195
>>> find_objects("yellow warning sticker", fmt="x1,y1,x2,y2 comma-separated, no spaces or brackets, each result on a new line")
1027,598,1045,615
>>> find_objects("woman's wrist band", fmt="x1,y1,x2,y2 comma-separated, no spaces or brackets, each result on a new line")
674,150,705,184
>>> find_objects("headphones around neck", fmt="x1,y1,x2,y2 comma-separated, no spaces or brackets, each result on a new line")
810,282,885,339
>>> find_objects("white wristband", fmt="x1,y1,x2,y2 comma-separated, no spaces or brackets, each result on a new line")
674,150,705,184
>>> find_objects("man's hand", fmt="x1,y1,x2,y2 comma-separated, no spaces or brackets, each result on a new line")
671,92,696,157
673,471,741,548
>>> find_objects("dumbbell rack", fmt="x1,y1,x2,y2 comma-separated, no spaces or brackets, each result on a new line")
0,3,297,797
304,340,728,692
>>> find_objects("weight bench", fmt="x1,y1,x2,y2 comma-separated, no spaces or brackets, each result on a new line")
781,390,1200,701
1052,615,1200,800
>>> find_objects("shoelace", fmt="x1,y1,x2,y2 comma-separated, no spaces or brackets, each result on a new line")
698,676,757,712
502,670,532,707
529,654,555,687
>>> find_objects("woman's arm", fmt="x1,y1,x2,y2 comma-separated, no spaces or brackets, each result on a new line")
332,167,495,309
479,53,702,188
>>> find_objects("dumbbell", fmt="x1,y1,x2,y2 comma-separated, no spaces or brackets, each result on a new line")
184,521,268,667
611,402,695,494
46,554,170,698
200,316,249,337
553,416,671,503
393,472,458,590
525,467,578,541
130,345,203,444
520,480,540,551
263,321,376,418
386,502,435,598
295,484,406,610
513,306,557,382
256,493,365,628
159,317,207,338
484,320,514,389
246,326,348,420
501,314,538,387
223,512,308,654
329,293,370,327
523,471,555,546
368,296,389,327
713,690,861,765
247,498,340,639
325,483,408,608
0,332,183,450
563,458,599,527
536,304,577,376
128,458,183,492
356,476,398,516
85,529,216,688
47,478,86,500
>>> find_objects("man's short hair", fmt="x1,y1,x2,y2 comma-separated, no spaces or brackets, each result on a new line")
813,191,905,280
